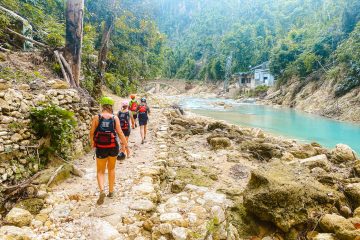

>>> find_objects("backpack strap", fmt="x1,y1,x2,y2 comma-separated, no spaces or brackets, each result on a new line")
112,115,116,133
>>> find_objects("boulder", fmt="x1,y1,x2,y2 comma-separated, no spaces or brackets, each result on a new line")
353,160,360,176
243,162,345,232
129,199,155,212
299,154,330,171
344,183,360,208
88,218,121,240
207,122,228,131
290,144,318,159
0,225,35,239
354,207,360,218
330,144,356,163
208,137,231,150
171,118,194,128
240,140,281,161
5,207,33,227
320,214,360,240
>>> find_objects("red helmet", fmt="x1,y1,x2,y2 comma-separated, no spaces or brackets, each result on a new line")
130,94,136,99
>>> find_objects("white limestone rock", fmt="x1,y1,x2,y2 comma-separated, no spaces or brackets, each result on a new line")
5,207,33,227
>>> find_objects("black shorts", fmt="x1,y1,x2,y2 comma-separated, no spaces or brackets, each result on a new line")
96,146,119,159
139,118,148,126
122,129,131,137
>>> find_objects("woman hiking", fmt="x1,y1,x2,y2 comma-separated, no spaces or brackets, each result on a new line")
137,97,150,144
117,101,131,160
129,94,139,129
89,96,130,205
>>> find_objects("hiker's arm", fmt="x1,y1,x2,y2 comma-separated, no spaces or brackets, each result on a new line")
115,117,130,156
89,115,98,148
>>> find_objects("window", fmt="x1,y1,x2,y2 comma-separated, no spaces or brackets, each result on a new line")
263,76,268,83
241,78,246,84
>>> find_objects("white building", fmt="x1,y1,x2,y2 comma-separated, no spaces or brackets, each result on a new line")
236,61,276,89
251,61,275,87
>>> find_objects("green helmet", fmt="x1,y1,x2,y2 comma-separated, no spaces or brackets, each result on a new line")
100,96,115,106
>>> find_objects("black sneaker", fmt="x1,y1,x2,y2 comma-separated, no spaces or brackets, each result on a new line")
107,192,115,199
141,139,145,144
96,192,106,205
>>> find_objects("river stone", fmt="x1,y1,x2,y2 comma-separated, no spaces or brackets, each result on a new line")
130,199,155,212
5,207,33,227
0,225,35,239
330,144,356,163
172,227,188,240
243,162,345,232
160,213,183,222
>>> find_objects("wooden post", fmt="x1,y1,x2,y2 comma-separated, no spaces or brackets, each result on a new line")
64,0,84,88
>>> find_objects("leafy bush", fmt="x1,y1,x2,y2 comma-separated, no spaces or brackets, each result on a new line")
30,105,77,163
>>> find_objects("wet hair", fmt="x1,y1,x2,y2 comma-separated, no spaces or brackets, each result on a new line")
102,104,113,113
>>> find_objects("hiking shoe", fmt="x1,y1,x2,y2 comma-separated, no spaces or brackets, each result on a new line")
135,124,138,128
96,192,106,205
141,139,145,144
107,192,115,199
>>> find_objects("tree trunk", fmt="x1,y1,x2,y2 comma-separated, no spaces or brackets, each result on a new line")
64,0,84,88
93,0,116,98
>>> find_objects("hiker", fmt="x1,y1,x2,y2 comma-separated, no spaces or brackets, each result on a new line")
129,94,139,129
137,97,150,144
117,101,131,160
89,96,130,205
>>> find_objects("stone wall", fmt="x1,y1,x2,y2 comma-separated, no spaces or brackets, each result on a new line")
0,79,97,184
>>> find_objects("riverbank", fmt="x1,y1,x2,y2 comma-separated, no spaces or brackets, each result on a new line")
2,93,359,239
261,78,360,124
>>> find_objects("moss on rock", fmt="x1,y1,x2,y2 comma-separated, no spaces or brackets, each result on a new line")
176,168,214,187
15,198,44,215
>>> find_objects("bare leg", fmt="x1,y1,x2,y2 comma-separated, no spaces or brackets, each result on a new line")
144,124,147,139
107,156,117,193
96,158,107,192
96,158,107,204
140,125,145,143
130,113,135,129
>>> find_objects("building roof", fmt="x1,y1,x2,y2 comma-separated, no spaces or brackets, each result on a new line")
250,61,270,71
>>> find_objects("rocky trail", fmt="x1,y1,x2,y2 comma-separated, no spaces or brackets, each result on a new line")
1,86,360,239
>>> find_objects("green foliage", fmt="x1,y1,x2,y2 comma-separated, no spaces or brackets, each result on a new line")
30,105,77,162
8,121,26,131
0,0,65,47
334,22,360,96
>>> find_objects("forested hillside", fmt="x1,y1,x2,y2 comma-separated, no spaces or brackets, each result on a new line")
1,0,359,96
0,0,165,96
148,0,360,95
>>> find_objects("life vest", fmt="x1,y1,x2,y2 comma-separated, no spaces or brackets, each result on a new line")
129,100,138,111
94,114,117,149
138,104,147,114
118,111,130,131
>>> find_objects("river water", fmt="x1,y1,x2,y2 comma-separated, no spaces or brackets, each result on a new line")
179,97,360,154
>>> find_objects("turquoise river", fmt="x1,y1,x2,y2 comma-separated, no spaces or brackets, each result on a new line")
180,97,360,154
